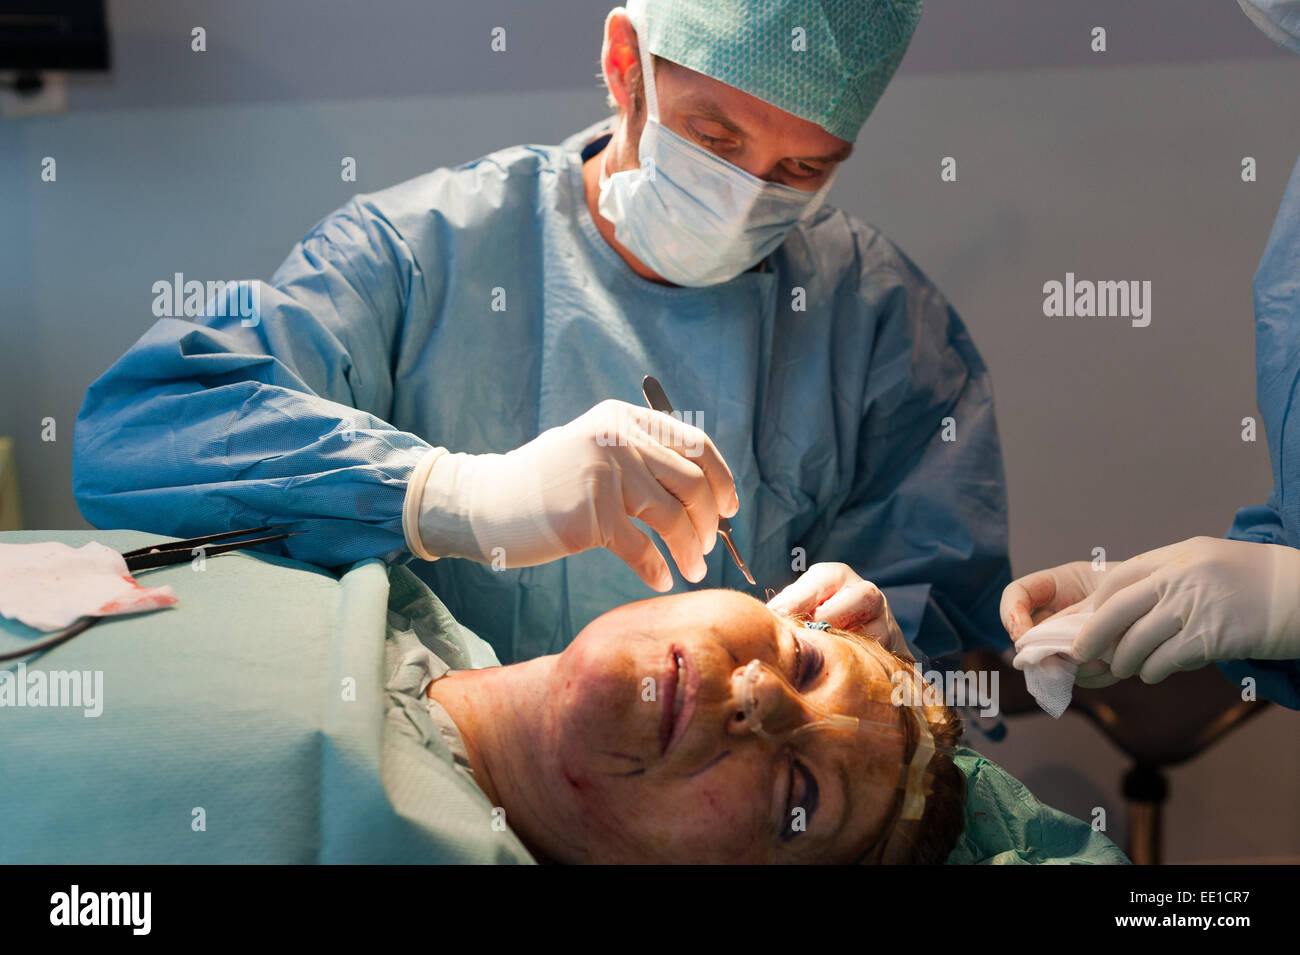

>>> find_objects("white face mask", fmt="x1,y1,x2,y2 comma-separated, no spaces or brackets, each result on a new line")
596,11,837,287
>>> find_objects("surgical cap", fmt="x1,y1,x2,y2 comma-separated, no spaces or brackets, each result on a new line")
626,0,923,142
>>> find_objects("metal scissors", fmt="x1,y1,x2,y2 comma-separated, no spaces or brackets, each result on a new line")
0,525,302,662
641,375,756,586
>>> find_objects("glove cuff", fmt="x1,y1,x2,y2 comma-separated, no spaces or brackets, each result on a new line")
1265,544,1300,654
404,447,469,561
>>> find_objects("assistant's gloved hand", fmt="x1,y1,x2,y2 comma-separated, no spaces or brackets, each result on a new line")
1001,560,1118,687
402,400,739,592
1073,536,1300,684
767,562,907,657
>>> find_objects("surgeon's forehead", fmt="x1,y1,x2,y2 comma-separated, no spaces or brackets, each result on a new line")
655,58,854,161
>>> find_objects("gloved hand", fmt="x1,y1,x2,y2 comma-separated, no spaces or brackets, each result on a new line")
403,399,739,592
1001,560,1119,687
767,562,907,657
1073,536,1300,684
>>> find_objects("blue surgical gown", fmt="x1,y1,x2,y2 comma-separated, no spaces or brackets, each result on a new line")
73,120,1012,665
1224,151,1300,708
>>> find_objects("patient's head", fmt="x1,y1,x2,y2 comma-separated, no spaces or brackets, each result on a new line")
436,589,966,864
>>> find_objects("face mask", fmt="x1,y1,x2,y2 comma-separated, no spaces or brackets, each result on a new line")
597,11,837,287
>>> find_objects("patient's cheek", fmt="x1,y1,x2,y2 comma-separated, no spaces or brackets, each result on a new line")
648,781,752,849
554,639,629,717
702,784,752,834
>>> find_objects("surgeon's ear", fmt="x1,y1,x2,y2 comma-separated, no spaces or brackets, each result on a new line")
601,8,642,115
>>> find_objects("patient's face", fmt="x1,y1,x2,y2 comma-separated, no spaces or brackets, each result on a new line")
537,590,911,863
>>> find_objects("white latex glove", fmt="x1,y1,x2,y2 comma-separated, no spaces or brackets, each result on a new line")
766,562,907,656
402,400,739,592
1073,536,1300,684
1000,560,1117,687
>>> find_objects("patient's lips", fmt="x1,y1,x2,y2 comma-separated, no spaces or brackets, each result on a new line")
661,646,698,757
659,648,680,755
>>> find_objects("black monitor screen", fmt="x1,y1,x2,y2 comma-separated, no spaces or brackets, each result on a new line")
0,1,109,71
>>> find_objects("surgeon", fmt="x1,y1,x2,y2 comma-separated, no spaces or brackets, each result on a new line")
74,0,1012,666
1001,1,1300,708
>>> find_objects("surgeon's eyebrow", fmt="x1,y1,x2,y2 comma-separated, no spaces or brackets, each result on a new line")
688,101,746,136
797,142,854,163
688,101,853,163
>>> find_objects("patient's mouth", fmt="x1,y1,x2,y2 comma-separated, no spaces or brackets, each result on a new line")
660,646,696,756
659,648,681,755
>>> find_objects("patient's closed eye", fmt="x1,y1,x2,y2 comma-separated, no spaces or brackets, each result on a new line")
794,636,825,688
782,757,818,840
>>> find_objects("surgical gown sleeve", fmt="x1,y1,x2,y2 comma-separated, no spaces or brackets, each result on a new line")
73,198,435,568
817,243,1012,663
1221,152,1300,709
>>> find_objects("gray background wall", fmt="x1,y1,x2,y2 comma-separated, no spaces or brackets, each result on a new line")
1,0,1296,861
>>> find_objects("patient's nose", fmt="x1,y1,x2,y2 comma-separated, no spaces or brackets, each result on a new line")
726,662,807,738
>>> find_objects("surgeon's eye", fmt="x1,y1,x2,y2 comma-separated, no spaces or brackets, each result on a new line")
782,159,824,180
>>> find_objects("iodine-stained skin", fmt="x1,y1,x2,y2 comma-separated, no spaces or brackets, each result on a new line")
428,588,915,864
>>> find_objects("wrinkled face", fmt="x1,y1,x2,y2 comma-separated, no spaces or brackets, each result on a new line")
538,590,913,863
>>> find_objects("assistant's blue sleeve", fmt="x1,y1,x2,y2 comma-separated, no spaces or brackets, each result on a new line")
1227,493,1289,548
74,199,434,568
1223,496,1300,708
817,251,1013,664
1216,153,1300,709
1252,153,1300,547
1216,157,1300,712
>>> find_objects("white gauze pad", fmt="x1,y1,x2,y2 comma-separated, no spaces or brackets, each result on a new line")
1011,610,1095,719
0,540,177,631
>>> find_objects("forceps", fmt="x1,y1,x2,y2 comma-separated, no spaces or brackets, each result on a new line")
641,375,756,586
120,525,302,570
